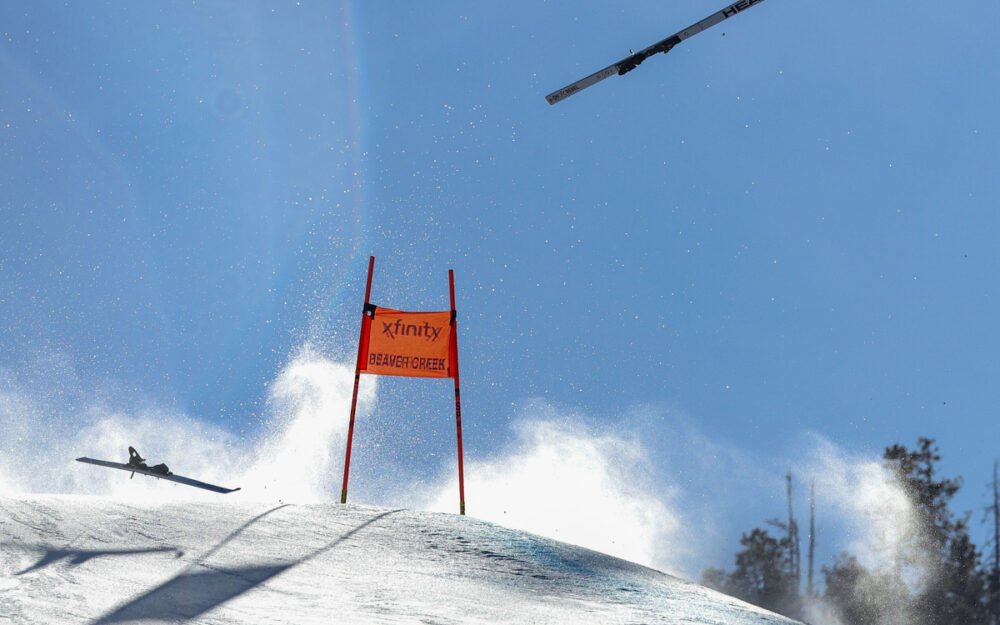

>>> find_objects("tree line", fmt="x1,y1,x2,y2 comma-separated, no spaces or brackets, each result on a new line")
701,438,1000,625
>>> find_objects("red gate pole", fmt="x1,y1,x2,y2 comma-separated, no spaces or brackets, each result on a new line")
449,269,466,515
341,255,375,504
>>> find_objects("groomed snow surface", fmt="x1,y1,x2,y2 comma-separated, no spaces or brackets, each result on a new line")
1,495,799,624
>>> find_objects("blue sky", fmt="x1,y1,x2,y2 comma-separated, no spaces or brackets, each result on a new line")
2,0,999,578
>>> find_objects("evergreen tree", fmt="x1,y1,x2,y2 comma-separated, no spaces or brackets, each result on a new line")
883,438,988,625
943,529,990,624
706,439,991,624
703,527,802,620
985,460,1000,625
822,553,910,625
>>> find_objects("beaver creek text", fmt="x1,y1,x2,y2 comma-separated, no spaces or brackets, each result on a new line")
368,352,448,372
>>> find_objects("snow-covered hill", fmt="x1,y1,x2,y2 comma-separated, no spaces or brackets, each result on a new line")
1,495,799,624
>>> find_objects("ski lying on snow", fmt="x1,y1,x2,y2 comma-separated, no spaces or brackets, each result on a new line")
76,457,241,494
545,0,767,105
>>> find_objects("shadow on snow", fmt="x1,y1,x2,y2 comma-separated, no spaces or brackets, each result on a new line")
91,507,402,624
16,547,184,576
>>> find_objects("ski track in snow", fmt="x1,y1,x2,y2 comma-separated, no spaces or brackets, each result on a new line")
0,495,799,624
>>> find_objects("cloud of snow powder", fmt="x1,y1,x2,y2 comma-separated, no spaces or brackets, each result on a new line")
795,435,922,625
800,601,848,625
0,346,373,503
237,350,375,502
0,382,240,500
419,402,685,574
803,437,918,572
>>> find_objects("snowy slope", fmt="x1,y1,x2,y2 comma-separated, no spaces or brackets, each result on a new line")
1,496,800,625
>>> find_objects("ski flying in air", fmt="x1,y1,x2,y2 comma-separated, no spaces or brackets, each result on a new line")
545,0,767,105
